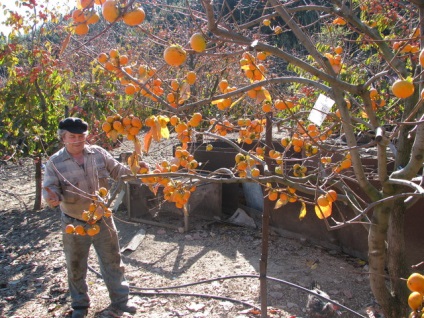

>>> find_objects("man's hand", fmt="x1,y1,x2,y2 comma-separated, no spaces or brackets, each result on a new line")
138,161,149,171
44,187,60,207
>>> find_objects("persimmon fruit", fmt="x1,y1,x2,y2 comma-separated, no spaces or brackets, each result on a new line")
317,195,329,207
171,79,180,91
131,117,142,128
109,48,119,59
408,291,423,310
191,112,202,123
274,99,294,110
128,126,140,136
333,17,346,25
104,61,116,71
98,187,108,197
257,51,267,60
391,79,415,99
82,211,91,221
334,46,343,54
102,122,112,133
123,7,145,26
86,11,100,24
419,49,424,68
175,122,188,133
189,32,207,52
219,79,229,92
74,225,86,235
119,55,129,65
268,190,278,201
315,202,332,219
74,23,89,35
186,71,197,85
340,159,352,169
112,121,123,132
86,224,100,236
164,45,187,66
262,102,272,113
251,168,260,177
274,26,282,34
102,0,120,23
125,84,136,95
80,0,94,9
407,273,424,293
326,190,338,202
167,92,176,103
65,224,75,234
72,9,86,23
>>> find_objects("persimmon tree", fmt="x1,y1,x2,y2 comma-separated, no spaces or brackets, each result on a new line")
79,1,420,317
3,0,424,317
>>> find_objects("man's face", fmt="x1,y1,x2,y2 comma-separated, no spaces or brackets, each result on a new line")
63,132,86,155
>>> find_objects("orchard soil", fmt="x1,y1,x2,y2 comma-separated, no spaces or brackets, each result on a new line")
0,133,381,318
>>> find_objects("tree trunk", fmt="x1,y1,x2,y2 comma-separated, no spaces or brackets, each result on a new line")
33,158,42,211
368,202,408,318
368,204,390,312
387,200,409,317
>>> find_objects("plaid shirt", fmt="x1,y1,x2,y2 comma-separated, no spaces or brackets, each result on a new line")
43,145,131,220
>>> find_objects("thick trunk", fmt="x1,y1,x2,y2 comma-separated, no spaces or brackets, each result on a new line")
368,204,391,315
368,202,408,318
387,201,409,317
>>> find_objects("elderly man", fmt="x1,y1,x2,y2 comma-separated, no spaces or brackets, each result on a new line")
43,117,136,318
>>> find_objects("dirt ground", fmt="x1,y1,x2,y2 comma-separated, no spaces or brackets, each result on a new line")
0,136,382,318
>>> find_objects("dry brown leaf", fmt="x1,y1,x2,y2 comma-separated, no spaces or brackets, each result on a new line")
134,136,142,156
127,151,140,175
144,130,153,153
59,32,71,56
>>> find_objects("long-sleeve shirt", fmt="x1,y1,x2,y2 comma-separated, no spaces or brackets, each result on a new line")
42,144,131,220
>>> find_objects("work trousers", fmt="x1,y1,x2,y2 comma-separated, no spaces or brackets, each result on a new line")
61,213,129,310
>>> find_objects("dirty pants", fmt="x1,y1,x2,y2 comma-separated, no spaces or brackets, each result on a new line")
61,213,129,310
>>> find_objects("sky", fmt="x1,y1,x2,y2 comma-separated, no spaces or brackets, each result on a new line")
0,0,73,36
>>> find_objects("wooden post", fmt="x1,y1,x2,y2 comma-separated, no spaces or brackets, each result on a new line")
33,157,42,210
260,112,273,318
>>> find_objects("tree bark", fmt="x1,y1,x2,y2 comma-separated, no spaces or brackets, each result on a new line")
368,200,409,318
387,200,409,317
368,204,392,316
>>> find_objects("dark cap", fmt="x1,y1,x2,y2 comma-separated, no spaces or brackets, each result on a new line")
59,117,88,134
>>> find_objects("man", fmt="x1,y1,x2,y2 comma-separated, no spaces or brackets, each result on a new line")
43,117,136,318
